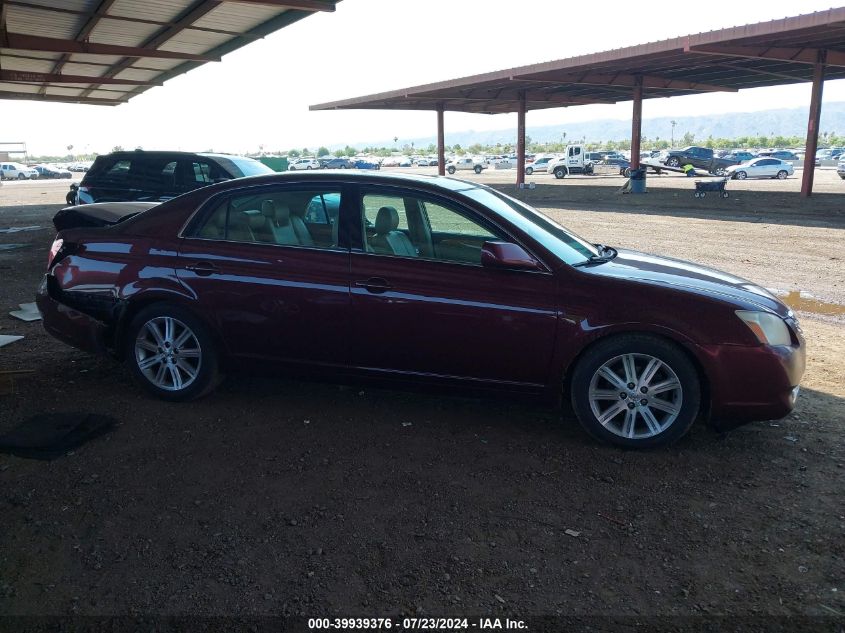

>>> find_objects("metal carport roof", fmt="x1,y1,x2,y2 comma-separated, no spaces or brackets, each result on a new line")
0,0,340,106
310,7,845,114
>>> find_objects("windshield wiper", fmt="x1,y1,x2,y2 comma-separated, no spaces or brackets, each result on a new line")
573,245,617,267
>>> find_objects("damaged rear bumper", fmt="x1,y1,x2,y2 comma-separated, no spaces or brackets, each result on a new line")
36,274,110,355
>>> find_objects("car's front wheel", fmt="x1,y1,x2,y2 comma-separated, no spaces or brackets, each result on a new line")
447,166,456,175
525,166,534,175
553,167,567,179
474,165,482,174
570,334,700,448
126,304,220,401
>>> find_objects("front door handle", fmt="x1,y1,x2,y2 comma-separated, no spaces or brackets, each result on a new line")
184,261,219,276
354,277,393,294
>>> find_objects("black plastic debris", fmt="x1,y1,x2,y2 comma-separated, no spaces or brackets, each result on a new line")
0,413,115,460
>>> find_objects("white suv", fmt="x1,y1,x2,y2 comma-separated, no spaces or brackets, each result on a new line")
0,162,38,180
289,158,320,170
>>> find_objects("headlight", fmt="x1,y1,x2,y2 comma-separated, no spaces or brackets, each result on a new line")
736,310,792,346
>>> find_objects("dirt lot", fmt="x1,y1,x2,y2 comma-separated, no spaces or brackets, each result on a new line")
0,174,843,627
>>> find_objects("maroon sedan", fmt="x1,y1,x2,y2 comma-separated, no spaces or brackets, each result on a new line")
37,172,805,448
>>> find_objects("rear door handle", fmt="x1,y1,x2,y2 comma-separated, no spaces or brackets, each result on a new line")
354,277,393,294
184,261,219,276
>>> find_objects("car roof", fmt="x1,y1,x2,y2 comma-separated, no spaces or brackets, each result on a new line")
96,150,259,161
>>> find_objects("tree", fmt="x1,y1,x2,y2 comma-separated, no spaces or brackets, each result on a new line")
287,149,301,158
112,145,123,152
681,131,695,146
343,145,357,157
317,146,330,157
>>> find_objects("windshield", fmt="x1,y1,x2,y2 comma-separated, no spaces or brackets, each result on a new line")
462,186,599,265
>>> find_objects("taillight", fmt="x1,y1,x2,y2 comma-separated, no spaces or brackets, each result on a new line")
48,237,63,268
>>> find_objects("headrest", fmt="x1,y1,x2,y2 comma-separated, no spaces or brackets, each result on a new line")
262,200,290,226
236,209,266,231
375,206,399,234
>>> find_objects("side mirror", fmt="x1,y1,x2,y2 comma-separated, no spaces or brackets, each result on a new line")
481,241,540,271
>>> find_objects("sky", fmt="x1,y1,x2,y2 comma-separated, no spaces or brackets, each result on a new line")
7,0,845,156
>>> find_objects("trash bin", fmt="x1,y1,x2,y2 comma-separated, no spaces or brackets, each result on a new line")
629,167,646,193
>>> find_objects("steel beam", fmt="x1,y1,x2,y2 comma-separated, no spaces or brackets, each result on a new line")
516,92,526,187
217,0,335,10
631,77,643,171
436,106,445,177
516,72,736,93
0,89,121,105
801,51,826,197
0,32,219,61
686,44,845,68
0,70,158,86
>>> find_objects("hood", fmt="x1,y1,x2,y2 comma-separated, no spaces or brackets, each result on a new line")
583,248,791,317
53,201,158,232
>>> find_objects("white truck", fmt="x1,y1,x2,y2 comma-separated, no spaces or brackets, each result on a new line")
545,145,595,179
446,157,486,175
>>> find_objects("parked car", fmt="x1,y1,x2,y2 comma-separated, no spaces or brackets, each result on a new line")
446,157,485,174
837,158,845,180
68,162,90,172
289,158,321,171
524,156,557,175
69,150,273,205
661,147,736,175
37,172,804,449
757,150,799,161
321,158,354,169
723,151,756,163
34,164,72,179
726,158,794,180
354,158,381,170
0,162,38,180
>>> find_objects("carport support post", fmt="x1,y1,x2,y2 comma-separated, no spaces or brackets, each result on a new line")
516,91,526,187
801,50,826,197
631,76,643,170
437,105,445,177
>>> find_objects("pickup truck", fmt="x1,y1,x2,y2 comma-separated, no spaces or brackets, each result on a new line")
661,146,737,175
446,157,485,175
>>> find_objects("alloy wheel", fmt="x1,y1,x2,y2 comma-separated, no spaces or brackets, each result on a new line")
134,316,202,391
587,353,683,440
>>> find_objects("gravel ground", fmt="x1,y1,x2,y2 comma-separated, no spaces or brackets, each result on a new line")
0,176,842,627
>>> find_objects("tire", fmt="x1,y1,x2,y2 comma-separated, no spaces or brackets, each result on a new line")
65,192,76,205
721,191,729,198
623,167,631,178
525,166,534,175
714,168,727,176
569,334,701,448
306,166,313,170
776,170,788,180
700,191,706,198
735,171,747,180
666,157,681,168
447,166,456,175
553,167,567,179
693,191,700,198
125,303,220,402
17,173,26,180
474,165,482,174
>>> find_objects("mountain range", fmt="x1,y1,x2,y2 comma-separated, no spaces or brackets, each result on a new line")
350,102,845,149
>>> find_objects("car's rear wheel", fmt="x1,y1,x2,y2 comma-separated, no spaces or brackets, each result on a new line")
447,166,456,175
474,165,482,174
735,171,747,180
776,170,788,179
126,304,219,401
17,173,26,179
570,334,700,448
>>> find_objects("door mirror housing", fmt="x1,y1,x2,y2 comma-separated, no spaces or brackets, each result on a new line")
481,241,540,271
